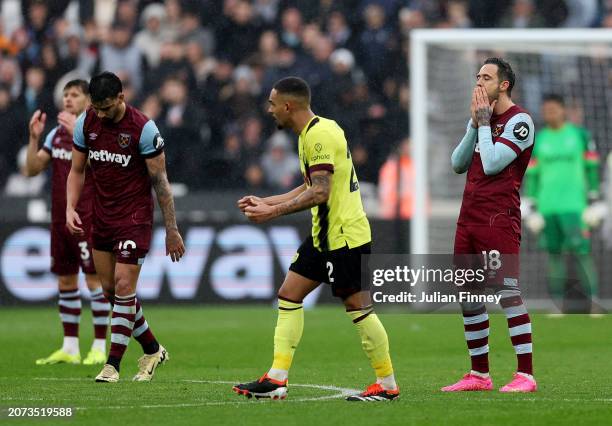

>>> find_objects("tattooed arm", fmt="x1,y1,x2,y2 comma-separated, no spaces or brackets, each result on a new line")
244,170,331,223
237,184,306,212
145,152,185,261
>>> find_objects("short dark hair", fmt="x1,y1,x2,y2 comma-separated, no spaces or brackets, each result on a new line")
542,93,564,106
89,71,122,103
273,77,311,104
64,79,89,95
484,57,515,96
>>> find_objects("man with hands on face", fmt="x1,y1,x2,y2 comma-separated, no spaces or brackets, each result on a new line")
447,58,537,393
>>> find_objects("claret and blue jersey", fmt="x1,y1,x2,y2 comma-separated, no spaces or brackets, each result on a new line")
73,104,165,229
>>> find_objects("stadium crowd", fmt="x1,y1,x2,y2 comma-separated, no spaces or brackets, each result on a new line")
0,0,610,196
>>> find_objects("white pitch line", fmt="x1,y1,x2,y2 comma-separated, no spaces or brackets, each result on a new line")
5,378,360,410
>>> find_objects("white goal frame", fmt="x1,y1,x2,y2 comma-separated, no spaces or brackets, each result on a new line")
409,29,612,254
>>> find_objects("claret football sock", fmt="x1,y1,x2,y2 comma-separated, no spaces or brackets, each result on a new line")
59,289,81,355
461,305,490,374
269,297,304,378
133,299,160,355
108,293,137,369
499,293,533,376
89,287,110,352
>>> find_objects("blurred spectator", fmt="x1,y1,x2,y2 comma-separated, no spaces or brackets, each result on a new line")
536,0,569,27
201,58,235,148
134,3,168,69
209,129,247,189
358,4,397,91
216,0,262,64
563,0,598,27
444,0,472,28
0,22,20,56
0,58,23,99
114,0,140,31
178,9,215,57
98,24,144,93
15,0,54,68
500,0,546,28
146,40,197,93
58,25,97,76
261,131,300,191
140,93,162,121
280,7,303,49
159,76,207,186
258,30,280,67
40,42,64,88
378,137,415,219
327,11,356,50
242,115,265,158
253,0,280,25
0,84,26,186
4,146,45,196
244,163,266,190
185,41,216,85
18,66,55,118
227,65,260,120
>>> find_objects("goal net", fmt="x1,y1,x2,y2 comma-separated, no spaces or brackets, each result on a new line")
410,29,612,303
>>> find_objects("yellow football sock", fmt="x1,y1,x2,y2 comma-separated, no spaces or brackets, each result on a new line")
271,298,304,372
347,307,394,379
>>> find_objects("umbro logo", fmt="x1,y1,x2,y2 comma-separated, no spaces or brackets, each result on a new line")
89,133,98,140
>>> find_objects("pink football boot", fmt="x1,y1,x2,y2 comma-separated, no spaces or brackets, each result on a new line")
441,373,493,392
499,373,537,393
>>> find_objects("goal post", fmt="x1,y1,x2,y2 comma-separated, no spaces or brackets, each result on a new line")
410,28,612,256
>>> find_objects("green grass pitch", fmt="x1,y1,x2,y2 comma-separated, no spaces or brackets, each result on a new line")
1,306,611,425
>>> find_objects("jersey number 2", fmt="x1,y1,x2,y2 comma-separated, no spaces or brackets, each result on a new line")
326,261,335,283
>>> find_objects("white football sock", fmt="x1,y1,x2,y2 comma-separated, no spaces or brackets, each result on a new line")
91,338,106,352
378,373,397,390
267,368,288,381
62,337,79,355
470,370,490,378
517,372,534,381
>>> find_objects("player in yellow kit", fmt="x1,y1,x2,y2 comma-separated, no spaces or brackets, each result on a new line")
232,77,399,402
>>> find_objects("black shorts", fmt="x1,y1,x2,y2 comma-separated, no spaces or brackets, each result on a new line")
289,236,371,299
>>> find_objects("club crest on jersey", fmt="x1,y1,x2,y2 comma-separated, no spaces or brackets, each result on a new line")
118,133,131,148
492,124,504,137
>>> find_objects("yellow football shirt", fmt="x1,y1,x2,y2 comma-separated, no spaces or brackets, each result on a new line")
298,116,371,251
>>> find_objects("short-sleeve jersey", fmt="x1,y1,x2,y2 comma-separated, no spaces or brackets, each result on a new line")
298,116,371,251
73,104,165,228
42,125,94,224
458,105,535,228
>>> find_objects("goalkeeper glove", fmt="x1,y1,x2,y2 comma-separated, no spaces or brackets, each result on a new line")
583,201,608,228
521,198,545,234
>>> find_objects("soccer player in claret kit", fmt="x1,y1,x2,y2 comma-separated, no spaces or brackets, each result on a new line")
446,58,537,392
24,80,110,366
233,77,399,402
66,72,185,382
